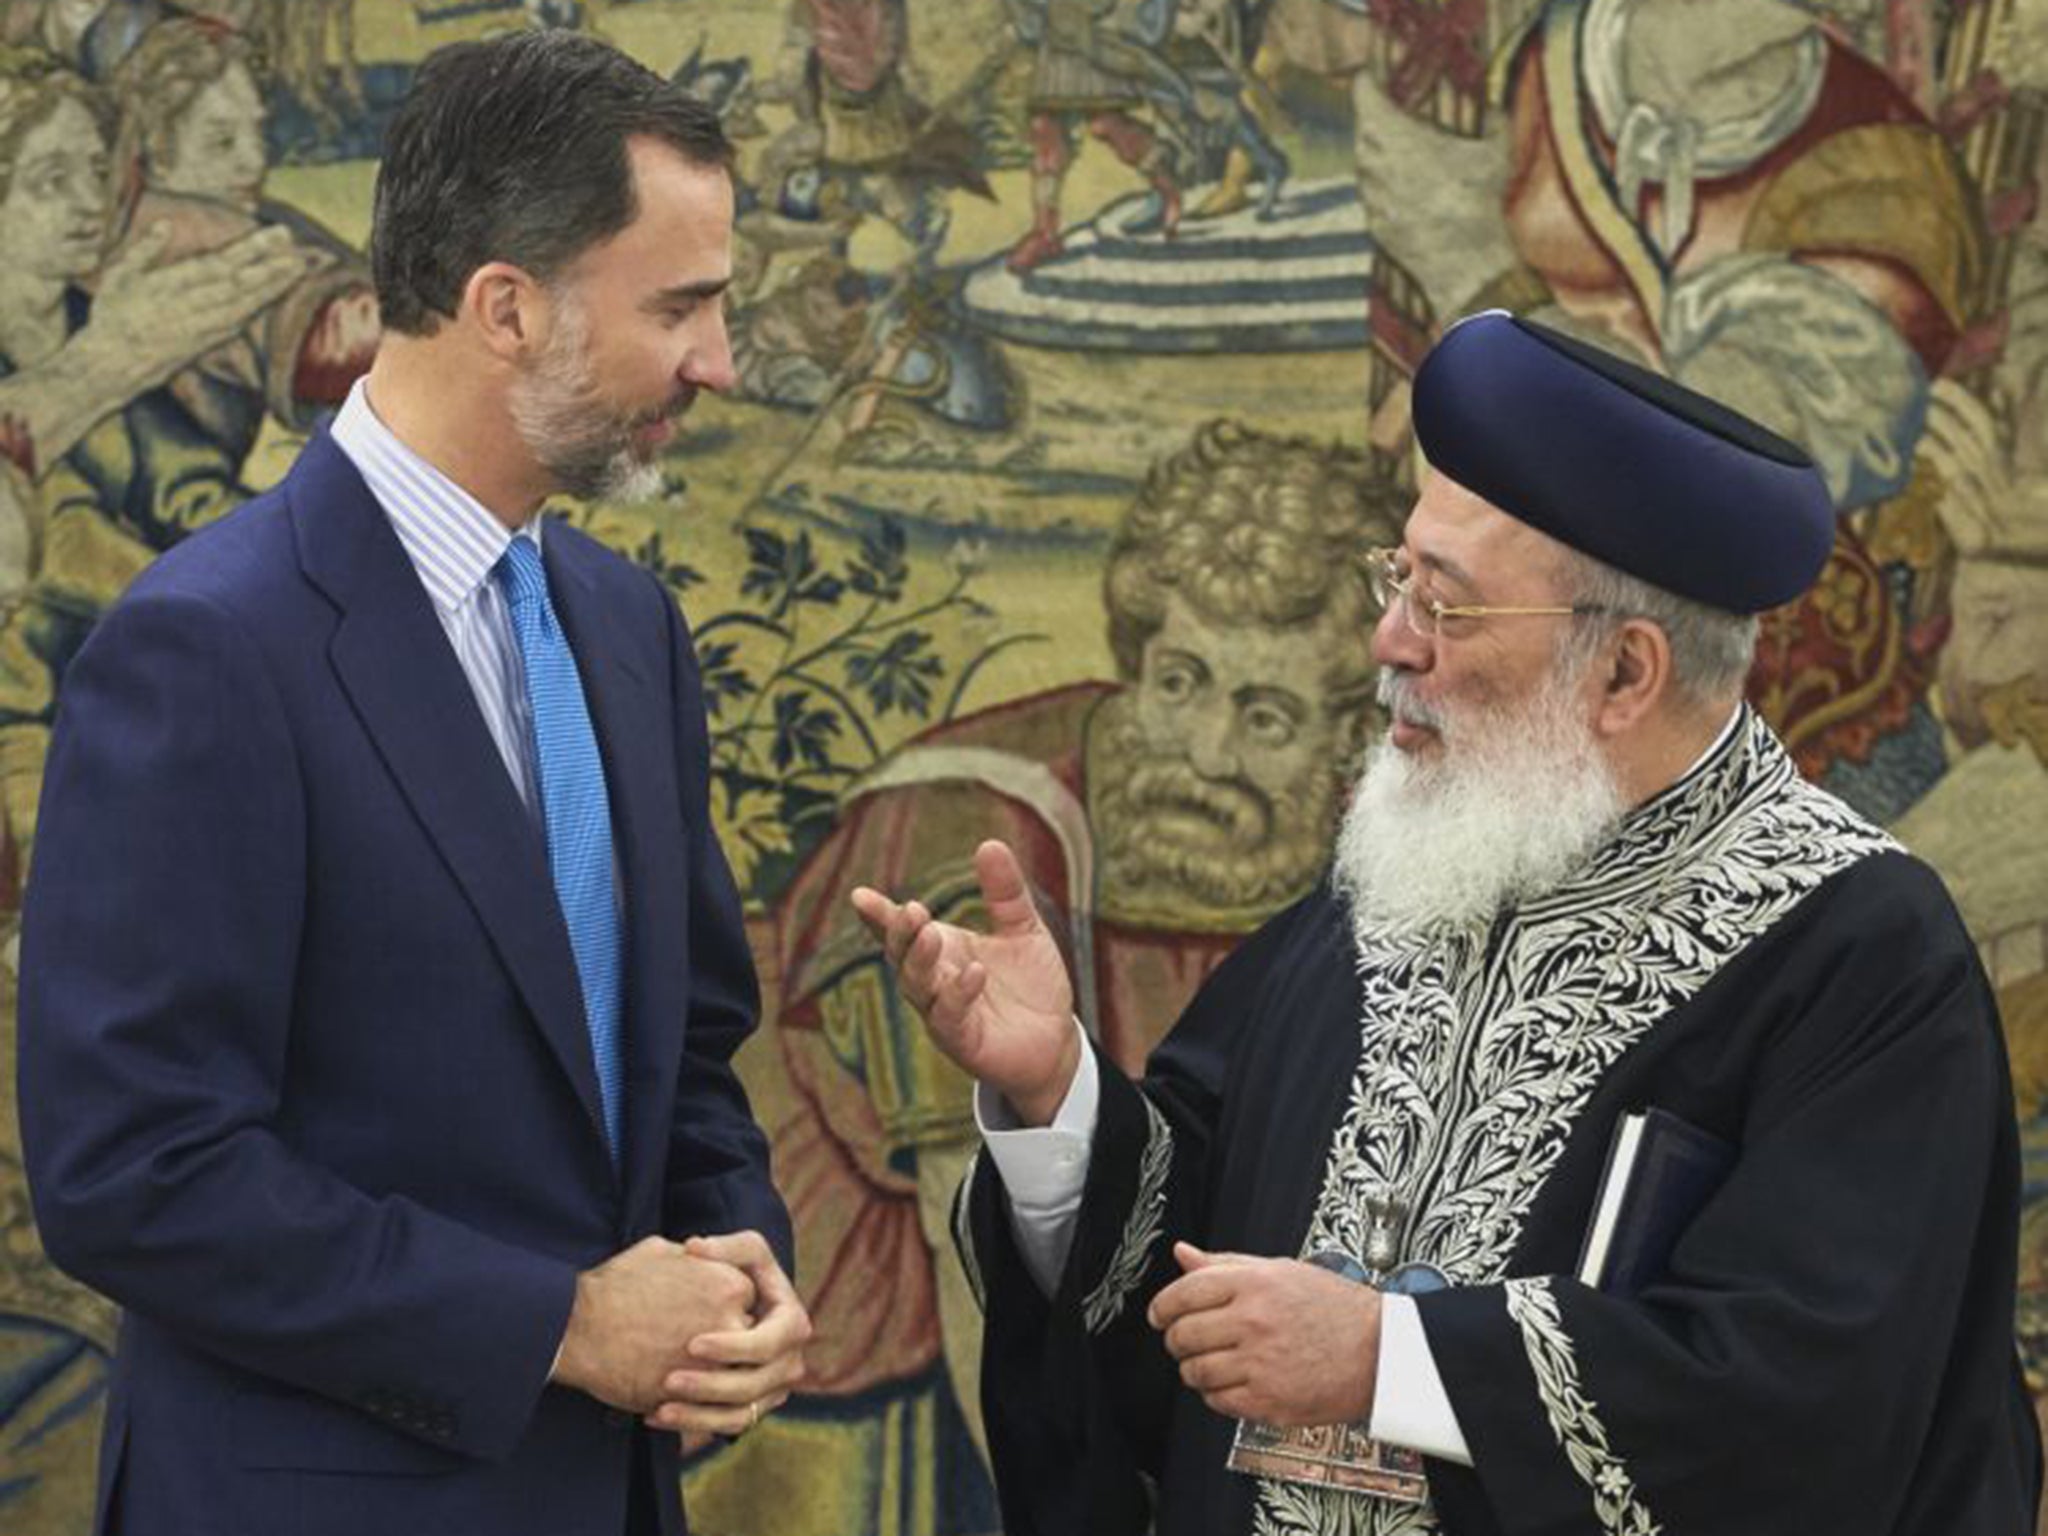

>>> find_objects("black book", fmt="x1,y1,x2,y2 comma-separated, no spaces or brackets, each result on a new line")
1575,1107,1736,1295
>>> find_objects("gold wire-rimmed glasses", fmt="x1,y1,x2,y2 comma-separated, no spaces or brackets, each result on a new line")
1363,547,1610,639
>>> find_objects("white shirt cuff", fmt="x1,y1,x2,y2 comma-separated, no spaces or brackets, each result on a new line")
974,1023,1097,1294
1368,1293,1472,1465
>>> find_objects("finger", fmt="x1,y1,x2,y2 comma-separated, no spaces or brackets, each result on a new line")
973,841,1044,937
682,1229,774,1272
1163,1308,1241,1362
849,886,902,941
1174,1241,1256,1272
900,917,951,1002
660,1355,800,1405
1179,1350,1249,1396
641,1388,791,1438
1148,1267,1240,1330
688,1298,811,1365
887,899,934,969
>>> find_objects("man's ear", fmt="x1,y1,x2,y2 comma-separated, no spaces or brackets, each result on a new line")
461,261,546,361
1593,617,1673,739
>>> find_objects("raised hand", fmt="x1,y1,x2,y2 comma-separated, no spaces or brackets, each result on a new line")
850,839,1081,1125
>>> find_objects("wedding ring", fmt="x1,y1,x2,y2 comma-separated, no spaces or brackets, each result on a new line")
746,1400,760,1430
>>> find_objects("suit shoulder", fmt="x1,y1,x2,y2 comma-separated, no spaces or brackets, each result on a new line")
547,515,672,621
120,483,300,617
546,516,657,589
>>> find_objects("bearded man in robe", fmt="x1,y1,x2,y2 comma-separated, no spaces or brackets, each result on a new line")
853,310,2041,1536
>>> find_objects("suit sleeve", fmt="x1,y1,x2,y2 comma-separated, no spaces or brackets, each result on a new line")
655,578,794,1275
17,588,577,1462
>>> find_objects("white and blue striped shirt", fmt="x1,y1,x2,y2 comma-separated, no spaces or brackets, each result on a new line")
329,379,542,820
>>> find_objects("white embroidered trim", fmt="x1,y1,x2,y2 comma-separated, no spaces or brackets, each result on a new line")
1081,1091,1173,1334
954,1150,985,1314
1506,1278,1661,1535
1254,1482,1438,1536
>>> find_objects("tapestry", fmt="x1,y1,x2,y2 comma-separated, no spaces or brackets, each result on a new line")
0,2,2043,1532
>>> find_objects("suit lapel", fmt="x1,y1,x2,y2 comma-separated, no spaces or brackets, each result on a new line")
545,528,690,1207
289,436,611,1154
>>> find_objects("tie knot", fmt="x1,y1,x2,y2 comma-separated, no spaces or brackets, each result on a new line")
496,536,549,615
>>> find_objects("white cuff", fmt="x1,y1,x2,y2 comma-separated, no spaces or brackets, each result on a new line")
1369,1292,1472,1465
974,1023,1097,1294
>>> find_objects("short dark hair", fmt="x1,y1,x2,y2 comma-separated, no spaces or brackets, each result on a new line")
370,30,732,335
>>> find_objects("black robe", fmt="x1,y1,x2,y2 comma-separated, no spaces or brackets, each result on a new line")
956,711,2041,1536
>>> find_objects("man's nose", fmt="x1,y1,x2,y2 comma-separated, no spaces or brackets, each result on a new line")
1370,600,1432,673
682,306,738,394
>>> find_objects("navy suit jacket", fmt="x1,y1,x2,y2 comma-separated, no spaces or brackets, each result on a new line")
18,431,792,1536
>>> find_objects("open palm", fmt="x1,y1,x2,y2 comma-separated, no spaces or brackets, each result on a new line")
850,840,1080,1121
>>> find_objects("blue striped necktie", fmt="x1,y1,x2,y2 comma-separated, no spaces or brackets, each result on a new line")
496,537,624,1159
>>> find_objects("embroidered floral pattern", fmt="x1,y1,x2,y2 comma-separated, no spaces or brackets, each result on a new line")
1082,1091,1173,1334
1506,1278,1661,1535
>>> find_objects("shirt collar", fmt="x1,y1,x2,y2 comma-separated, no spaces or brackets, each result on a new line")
329,378,541,614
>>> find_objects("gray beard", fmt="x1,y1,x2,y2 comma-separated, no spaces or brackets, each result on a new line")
509,303,669,505
1331,667,1627,937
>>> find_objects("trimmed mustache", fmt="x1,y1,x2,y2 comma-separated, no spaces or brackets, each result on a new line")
636,387,697,430
1377,669,1445,733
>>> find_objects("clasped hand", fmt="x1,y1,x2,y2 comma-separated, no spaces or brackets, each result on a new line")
1149,1242,1381,1428
555,1229,810,1439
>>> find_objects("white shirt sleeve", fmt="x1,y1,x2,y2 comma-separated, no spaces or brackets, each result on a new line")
1369,1293,1472,1464
973,1023,1099,1296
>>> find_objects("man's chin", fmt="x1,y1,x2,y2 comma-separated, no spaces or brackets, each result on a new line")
606,457,667,504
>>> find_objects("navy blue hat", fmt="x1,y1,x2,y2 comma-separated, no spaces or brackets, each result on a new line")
1411,312,1835,613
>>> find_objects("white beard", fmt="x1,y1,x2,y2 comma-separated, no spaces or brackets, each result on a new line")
1332,665,1627,936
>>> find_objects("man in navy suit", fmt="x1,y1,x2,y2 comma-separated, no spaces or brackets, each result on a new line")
17,30,807,1536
